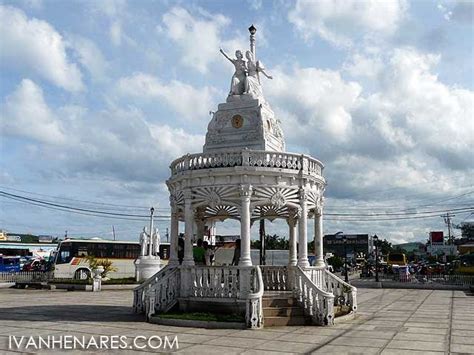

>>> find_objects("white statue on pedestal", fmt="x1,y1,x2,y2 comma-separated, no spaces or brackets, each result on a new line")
135,208,162,281
219,27,273,101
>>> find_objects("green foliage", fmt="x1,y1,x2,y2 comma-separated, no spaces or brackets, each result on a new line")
85,255,118,278
457,222,474,239
327,256,344,269
378,239,393,255
251,234,289,250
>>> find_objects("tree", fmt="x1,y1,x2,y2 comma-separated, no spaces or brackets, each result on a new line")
85,255,117,279
378,239,393,255
251,234,289,250
327,256,344,270
457,222,474,239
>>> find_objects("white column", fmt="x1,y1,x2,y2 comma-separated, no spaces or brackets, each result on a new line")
182,193,195,266
298,189,310,268
168,209,179,266
288,216,297,267
239,184,253,266
314,206,325,267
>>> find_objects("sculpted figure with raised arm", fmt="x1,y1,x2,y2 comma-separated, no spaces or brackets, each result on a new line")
219,48,247,96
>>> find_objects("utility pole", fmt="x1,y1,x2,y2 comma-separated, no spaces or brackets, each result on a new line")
166,228,169,243
441,213,455,244
112,225,116,241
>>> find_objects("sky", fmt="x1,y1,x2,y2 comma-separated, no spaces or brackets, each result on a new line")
0,0,473,244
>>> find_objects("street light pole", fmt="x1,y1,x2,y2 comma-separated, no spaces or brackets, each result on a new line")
343,236,348,282
373,235,379,282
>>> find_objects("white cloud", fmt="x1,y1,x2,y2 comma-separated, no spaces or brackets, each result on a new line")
288,0,408,47
438,1,474,23
266,66,361,140
69,35,109,81
110,21,122,46
116,73,218,121
92,0,127,47
369,47,474,167
1,79,65,144
0,5,84,92
264,46,473,213
161,6,246,73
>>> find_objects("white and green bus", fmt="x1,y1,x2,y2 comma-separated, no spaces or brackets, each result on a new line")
53,239,169,279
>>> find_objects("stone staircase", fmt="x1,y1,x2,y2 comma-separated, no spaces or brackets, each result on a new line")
262,291,310,327
262,290,353,327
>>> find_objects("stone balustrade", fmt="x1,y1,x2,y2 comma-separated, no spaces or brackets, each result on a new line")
170,150,324,178
292,266,335,326
303,267,357,313
261,266,290,291
322,269,357,313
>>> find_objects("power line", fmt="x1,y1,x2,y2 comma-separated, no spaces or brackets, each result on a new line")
0,185,169,211
0,191,171,220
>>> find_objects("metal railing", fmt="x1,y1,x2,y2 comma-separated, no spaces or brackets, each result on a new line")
170,150,324,178
378,273,474,286
0,271,53,283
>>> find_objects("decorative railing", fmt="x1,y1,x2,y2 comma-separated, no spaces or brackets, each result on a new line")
261,266,289,291
322,269,357,313
246,266,264,329
134,265,263,328
292,266,335,326
170,150,324,178
188,266,241,298
133,266,179,316
0,271,54,282
303,267,326,289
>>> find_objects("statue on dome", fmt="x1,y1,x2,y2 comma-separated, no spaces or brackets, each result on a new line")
219,48,247,96
219,25,273,100
244,50,272,99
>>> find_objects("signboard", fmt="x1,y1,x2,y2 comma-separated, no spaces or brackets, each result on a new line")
38,235,53,243
6,235,21,242
430,231,444,245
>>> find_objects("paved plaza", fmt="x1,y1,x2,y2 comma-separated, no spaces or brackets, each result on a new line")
0,287,473,354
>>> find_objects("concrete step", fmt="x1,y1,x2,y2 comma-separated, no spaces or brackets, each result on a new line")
334,305,351,317
264,316,310,327
263,306,304,317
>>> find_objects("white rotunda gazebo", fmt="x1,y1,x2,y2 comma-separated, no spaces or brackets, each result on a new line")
134,25,356,328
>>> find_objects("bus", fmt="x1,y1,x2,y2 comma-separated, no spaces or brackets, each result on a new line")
387,252,408,266
53,239,170,280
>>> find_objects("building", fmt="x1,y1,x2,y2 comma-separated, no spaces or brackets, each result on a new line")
323,234,370,259
426,231,457,261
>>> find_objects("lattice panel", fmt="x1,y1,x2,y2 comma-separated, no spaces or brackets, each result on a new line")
192,186,239,208
204,204,240,221
252,186,299,207
251,204,289,221
170,190,185,208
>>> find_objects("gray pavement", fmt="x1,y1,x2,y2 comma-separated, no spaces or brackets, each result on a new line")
0,287,473,354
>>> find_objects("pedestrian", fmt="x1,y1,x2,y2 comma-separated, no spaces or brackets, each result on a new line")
231,239,241,266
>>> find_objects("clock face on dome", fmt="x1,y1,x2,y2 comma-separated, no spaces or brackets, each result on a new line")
231,114,244,129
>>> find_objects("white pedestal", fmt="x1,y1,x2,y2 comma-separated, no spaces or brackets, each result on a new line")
135,257,162,282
